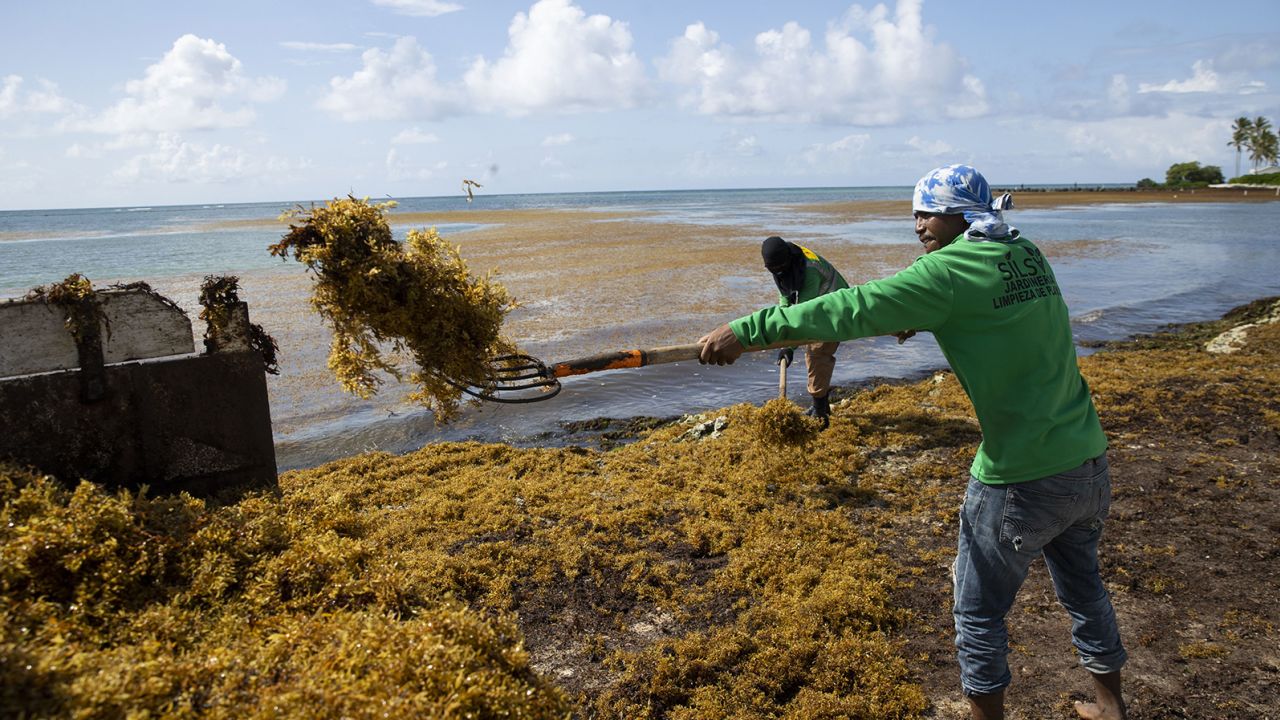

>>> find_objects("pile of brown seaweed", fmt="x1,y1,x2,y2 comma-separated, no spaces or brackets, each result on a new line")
0,398,929,718
0,464,571,718
269,197,517,422
752,397,824,447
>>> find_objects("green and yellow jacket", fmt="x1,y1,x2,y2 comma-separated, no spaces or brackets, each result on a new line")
774,245,849,306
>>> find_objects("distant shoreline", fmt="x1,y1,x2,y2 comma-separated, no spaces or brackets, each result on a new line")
200,185,1280,233
1003,186,1278,208
789,186,1277,220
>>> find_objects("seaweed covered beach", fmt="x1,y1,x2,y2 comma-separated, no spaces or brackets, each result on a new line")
4,297,1278,719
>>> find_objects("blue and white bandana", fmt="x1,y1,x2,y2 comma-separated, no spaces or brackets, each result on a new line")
913,164,1017,241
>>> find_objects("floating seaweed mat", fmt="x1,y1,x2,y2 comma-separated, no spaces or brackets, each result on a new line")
270,197,517,423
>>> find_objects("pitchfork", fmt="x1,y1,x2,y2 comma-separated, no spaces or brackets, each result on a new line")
456,342,804,403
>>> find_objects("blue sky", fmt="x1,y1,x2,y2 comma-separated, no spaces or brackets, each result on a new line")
1,0,1277,210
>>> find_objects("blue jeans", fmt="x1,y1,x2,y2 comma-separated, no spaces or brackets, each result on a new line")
952,453,1127,696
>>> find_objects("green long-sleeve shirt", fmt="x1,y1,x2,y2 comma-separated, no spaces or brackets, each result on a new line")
729,235,1107,484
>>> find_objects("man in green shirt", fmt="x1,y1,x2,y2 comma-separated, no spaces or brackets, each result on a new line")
698,165,1126,720
760,236,849,428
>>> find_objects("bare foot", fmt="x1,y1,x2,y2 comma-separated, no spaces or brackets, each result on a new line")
1076,670,1126,719
1074,699,1125,720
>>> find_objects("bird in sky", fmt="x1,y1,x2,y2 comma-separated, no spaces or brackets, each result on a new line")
462,179,482,203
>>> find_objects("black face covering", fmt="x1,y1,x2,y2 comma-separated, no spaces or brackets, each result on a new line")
761,236,805,303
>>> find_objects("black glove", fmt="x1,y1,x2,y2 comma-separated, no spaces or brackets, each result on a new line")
776,347,794,367
807,393,831,430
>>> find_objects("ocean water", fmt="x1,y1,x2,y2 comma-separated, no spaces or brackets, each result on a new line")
3,188,1278,470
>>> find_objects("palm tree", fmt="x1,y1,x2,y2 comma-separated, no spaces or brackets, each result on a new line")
1257,130,1279,170
1248,116,1274,171
1228,117,1252,178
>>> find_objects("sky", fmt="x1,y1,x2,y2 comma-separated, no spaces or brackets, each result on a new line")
1,0,1278,210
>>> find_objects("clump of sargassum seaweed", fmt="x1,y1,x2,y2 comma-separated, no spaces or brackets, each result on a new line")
24,273,104,346
752,397,825,446
269,196,517,423
197,275,280,374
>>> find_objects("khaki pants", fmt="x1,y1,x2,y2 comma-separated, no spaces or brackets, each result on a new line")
805,341,839,397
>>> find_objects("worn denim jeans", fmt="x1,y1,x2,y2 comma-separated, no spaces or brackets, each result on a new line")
952,453,1127,696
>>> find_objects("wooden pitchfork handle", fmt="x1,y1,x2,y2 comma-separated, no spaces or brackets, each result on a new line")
547,340,807,378
778,353,788,399
471,340,815,404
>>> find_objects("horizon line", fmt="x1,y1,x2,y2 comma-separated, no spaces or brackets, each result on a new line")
0,181,1141,215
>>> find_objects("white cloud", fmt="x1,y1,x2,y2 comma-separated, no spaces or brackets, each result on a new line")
464,0,648,115
733,133,762,157
680,149,723,179
0,75,79,119
1167,58,1269,97
385,147,448,181
113,133,251,183
664,132,766,181
108,133,310,186
319,36,458,121
542,132,574,146
105,134,155,151
65,142,103,159
281,41,360,52
1052,71,1175,121
906,135,952,156
796,133,871,172
1139,60,1221,94
391,127,440,144
1063,114,1229,166
86,35,284,134
1107,74,1131,114
657,0,987,124
370,0,462,17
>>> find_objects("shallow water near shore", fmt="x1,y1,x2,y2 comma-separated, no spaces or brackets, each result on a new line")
2,189,1277,469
